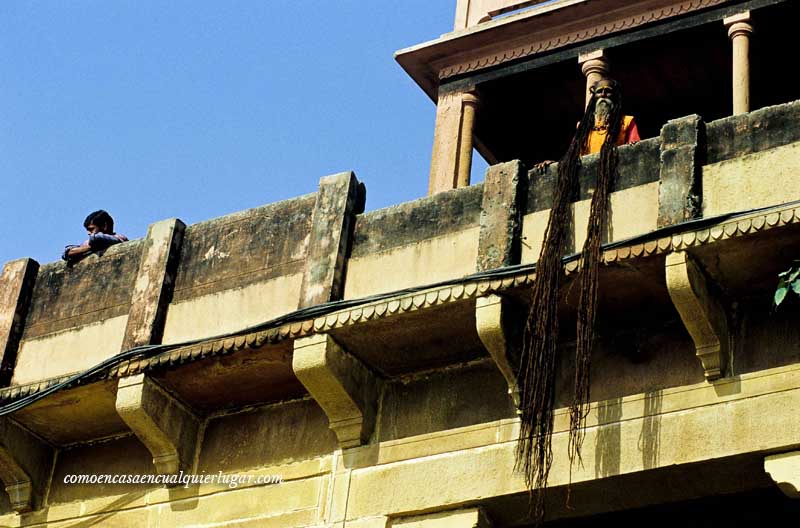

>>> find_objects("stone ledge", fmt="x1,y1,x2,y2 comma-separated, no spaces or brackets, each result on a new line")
1,201,798,403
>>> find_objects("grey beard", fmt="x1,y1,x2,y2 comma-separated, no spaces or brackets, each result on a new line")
595,98,613,127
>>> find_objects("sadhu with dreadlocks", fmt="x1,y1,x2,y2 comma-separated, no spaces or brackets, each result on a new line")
582,79,640,154
517,78,638,522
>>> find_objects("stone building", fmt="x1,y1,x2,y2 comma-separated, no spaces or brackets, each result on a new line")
1,0,799,526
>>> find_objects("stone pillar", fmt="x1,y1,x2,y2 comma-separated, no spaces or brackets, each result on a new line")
299,171,364,308
579,49,609,107
0,259,38,387
457,92,480,189
476,160,526,272
725,12,753,115
657,114,705,227
121,218,185,351
429,89,480,195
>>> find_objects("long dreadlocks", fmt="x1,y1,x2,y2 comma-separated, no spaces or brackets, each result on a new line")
516,79,625,521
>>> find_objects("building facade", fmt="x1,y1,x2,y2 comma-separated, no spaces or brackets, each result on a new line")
0,0,799,526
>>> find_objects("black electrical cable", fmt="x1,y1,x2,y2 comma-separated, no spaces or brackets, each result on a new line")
2,198,796,417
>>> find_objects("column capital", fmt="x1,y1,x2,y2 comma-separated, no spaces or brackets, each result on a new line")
727,21,753,40
724,11,753,39
462,91,480,107
579,50,609,77
578,48,605,65
723,11,750,26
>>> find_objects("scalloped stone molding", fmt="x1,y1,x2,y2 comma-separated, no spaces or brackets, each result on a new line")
439,0,727,79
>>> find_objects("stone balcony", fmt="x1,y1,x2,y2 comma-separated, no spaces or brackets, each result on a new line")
0,100,798,525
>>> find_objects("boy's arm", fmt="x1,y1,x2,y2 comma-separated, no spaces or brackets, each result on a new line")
88,233,126,251
63,242,91,261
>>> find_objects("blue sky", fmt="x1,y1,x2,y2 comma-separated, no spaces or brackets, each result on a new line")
1,1,487,266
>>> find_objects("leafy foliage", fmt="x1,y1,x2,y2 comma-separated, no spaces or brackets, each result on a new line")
774,260,800,308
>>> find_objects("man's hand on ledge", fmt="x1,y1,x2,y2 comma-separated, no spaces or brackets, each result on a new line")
62,242,91,262
533,160,556,174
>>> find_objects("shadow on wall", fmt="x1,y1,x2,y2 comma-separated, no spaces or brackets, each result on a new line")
639,389,663,471
594,397,622,478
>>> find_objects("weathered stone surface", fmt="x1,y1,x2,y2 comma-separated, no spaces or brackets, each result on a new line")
299,172,365,308
658,114,705,227
121,219,185,351
703,141,800,217
198,399,337,473
346,365,800,521
22,242,141,339
351,184,483,258
378,361,514,442
171,195,314,303
707,99,800,164
0,259,38,386
477,160,525,271
115,374,199,475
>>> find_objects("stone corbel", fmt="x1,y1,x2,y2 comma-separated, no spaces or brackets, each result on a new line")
764,451,800,499
0,418,53,513
115,374,199,475
476,294,521,408
292,334,378,448
665,251,728,380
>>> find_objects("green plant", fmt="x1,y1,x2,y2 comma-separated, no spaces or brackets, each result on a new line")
774,260,800,308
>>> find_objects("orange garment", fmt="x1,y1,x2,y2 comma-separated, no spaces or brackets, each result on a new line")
581,115,640,155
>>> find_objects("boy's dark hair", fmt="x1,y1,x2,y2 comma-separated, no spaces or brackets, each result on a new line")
83,210,114,232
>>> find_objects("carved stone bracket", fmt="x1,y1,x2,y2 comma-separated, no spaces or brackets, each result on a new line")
292,334,378,448
665,251,728,380
764,451,800,499
115,374,199,475
476,294,521,409
0,418,53,513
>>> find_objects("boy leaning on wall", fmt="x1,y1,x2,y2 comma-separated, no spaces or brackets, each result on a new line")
62,210,129,263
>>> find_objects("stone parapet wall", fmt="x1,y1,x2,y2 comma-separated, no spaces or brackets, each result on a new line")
706,99,800,165
2,102,800,390
0,110,796,379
